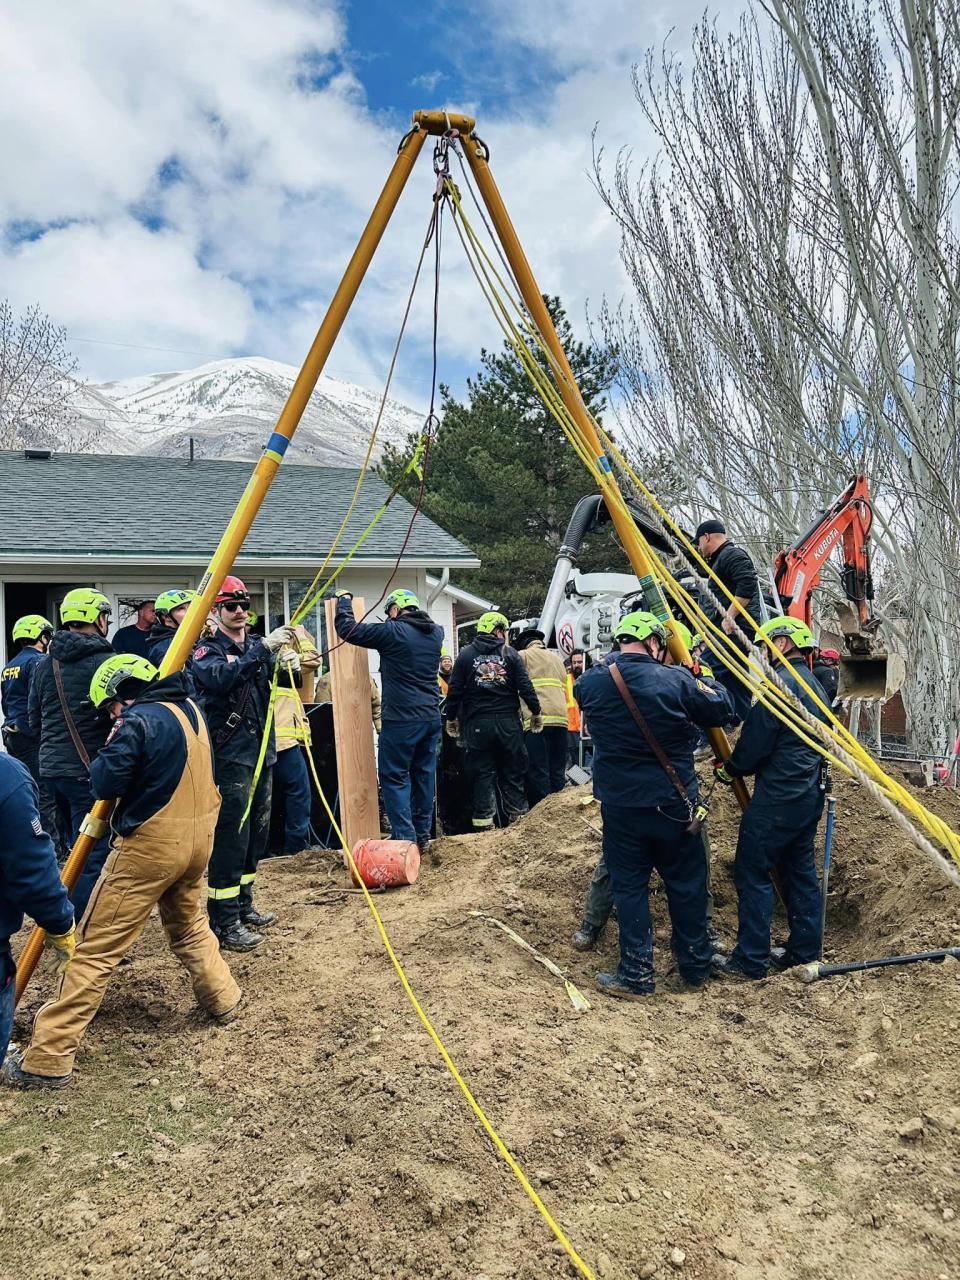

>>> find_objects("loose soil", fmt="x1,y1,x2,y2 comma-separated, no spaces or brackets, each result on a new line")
2,775,959,1280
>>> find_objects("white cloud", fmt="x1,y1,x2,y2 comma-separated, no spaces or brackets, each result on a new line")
2,220,254,349
0,0,744,391
411,70,445,92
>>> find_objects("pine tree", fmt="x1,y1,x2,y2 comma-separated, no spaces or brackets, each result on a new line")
380,296,627,619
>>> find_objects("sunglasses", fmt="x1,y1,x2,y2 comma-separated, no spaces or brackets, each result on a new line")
220,600,250,613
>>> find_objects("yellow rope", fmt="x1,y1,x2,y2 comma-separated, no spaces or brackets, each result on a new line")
300,744,596,1279
445,176,960,870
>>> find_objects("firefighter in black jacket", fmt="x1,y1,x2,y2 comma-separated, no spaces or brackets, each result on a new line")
1,614,59,847
191,576,293,951
575,611,735,998
713,616,829,979
695,519,764,720
28,589,115,919
444,612,542,830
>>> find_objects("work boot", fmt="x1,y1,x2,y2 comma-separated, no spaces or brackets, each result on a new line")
417,836,442,867
768,946,790,972
595,972,652,1001
217,921,263,952
707,924,729,956
240,906,276,929
711,954,762,982
1,1050,71,1091
572,923,601,951
208,995,244,1026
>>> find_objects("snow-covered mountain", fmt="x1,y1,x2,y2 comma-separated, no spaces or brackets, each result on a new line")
72,356,424,465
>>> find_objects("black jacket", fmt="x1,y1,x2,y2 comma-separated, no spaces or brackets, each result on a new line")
812,660,839,704
90,673,207,835
445,634,541,723
334,598,442,723
112,623,154,658
190,628,276,769
28,630,115,779
726,657,829,807
705,540,763,638
146,623,175,665
575,653,734,808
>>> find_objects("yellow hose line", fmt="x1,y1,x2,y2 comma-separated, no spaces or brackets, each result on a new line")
599,433,960,861
447,177,960,867
301,747,596,1279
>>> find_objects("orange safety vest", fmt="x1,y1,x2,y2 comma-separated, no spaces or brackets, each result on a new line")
566,672,581,733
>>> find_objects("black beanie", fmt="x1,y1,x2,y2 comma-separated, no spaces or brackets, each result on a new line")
695,518,726,540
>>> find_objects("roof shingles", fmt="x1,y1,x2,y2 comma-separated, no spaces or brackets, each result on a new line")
0,452,476,563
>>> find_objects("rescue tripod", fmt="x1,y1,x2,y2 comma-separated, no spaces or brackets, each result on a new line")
15,108,747,1004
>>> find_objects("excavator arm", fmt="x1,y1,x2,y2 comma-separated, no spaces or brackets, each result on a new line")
772,475,903,701
773,475,874,630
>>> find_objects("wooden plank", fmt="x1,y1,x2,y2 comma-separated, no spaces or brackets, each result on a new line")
324,597,380,857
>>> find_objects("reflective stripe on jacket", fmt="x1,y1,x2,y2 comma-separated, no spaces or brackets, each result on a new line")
566,672,581,733
518,642,568,728
274,682,311,751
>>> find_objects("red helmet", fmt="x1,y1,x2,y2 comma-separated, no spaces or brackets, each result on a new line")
215,574,250,605
820,647,841,662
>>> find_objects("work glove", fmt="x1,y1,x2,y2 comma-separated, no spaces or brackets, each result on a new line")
263,625,296,653
713,759,734,785
374,716,382,733
281,651,302,674
529,714,544,734
45,925,76,977
445,719,460,740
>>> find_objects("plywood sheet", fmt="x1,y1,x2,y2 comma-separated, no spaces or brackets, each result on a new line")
323,598,380,857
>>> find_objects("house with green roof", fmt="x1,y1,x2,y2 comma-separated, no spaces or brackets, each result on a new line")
0,450,488,659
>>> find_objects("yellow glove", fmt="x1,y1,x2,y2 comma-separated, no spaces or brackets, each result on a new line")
374,717,382,733
45,926,76,976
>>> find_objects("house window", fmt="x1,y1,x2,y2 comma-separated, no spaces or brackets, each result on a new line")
287,578,327,658
267,580,285,631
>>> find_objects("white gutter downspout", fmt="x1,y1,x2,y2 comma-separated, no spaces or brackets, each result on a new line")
426,567,450,608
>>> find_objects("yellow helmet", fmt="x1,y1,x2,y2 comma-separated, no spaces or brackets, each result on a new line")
476,611,510,635
60,588,112,626
89,654,158,708
12,614,54,643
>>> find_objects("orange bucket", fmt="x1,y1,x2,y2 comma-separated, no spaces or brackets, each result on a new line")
351,838,421,889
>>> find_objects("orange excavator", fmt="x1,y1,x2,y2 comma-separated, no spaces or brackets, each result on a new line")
772,475,905,701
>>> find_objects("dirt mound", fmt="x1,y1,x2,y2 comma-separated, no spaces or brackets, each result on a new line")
2,780,958,1280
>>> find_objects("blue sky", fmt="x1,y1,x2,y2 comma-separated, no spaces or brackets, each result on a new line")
0,0,739,407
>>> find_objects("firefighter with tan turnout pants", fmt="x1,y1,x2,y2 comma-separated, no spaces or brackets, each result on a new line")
4,655,241,1089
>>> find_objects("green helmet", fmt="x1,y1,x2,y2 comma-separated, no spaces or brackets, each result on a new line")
670,621,694,650
614,610,668,645
385,589,420,612
757,615,815,651
89,654,158,708
155,588,197,617
60,588,112,626
691,632,706,650
477,611,510,635
12,614,54,643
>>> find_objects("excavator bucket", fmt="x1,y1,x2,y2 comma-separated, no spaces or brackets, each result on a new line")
834,602,906,703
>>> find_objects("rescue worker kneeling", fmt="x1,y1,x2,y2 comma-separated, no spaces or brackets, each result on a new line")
575,611,735,998
5,655,241,1089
